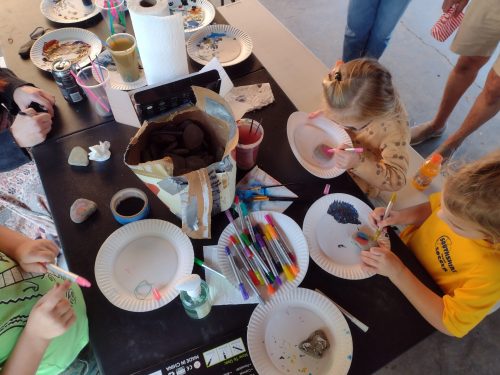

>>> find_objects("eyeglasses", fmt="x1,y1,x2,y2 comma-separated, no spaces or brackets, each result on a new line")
29,26,50,40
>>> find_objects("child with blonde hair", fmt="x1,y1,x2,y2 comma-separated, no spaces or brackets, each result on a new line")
313,58,410,197
362,150,500,337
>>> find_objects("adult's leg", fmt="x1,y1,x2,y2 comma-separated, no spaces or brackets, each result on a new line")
342,0,379,62
410,55,489,145
435,66,500,157
365,0,412,59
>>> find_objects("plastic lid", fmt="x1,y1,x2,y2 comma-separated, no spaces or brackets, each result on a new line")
429,153,443,164
175,274,202,299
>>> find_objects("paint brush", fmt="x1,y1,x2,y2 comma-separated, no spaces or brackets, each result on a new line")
373,192,397,241
249,118,255,134
194,257,226,279
45,263,91,288
251,195,298,202
325,147,364,154
240,183,301,191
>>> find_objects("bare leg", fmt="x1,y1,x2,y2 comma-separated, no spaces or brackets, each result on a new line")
411,56,490,145
436,67,500,156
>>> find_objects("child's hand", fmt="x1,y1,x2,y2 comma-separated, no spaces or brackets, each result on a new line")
13,239,59,273
360,242,405,279
24,281,76,341
308,110,323,119
369,207,403,228
333,143,361,169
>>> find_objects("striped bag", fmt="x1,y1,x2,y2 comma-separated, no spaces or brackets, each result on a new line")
431,4,464,42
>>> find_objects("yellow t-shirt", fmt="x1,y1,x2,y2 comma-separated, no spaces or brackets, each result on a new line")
400,193,500,338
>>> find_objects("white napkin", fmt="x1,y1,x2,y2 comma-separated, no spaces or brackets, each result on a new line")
88,141,111,162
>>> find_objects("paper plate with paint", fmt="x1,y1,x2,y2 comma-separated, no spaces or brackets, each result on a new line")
186,24,253,67
95,219,194,312
217,211,309,301
40,0,100,24
170,0,216,34
287,111,353,179
247,287,353,375
303,193,377,280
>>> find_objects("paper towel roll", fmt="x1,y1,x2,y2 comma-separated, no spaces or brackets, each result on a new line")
128,0,189,85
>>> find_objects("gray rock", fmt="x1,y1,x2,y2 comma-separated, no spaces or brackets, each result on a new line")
68,146,89,166
70,198,97,223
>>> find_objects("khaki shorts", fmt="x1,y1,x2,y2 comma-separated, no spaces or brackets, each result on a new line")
451,0,500,74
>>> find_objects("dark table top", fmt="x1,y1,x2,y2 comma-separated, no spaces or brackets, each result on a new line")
32,67,438,375
0,0,262,141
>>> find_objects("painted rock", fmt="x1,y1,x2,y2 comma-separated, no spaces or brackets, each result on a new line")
70,198,97,223
68,146,89,166
183,122,204,150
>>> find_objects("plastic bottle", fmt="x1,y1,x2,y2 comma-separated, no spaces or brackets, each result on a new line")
412,153,443,191
176,274,212,319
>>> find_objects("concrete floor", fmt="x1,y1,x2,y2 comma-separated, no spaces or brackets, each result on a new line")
248,0,500,374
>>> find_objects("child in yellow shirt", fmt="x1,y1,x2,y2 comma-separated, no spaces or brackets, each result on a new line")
362,151,500,337
312,58,410,197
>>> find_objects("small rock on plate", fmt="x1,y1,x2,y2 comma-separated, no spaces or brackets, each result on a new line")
298,329,330,359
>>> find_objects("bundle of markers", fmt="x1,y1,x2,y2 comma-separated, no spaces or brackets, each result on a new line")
223,197,300,303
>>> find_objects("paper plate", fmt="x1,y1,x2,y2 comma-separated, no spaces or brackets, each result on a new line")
247,287,353,375
93,64,148,91
217,211,309,301
95,219,194,312
303,193,376,280
30,28,102,71
40,0,100,24
287,112,353,179
187,24,253,67
170,0,215,34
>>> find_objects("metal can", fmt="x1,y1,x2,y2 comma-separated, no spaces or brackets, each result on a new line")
51,59,86,104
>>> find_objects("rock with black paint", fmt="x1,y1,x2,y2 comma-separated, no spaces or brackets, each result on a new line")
298,330,330,359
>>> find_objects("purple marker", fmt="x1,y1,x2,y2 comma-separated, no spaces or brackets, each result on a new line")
225,246,249,301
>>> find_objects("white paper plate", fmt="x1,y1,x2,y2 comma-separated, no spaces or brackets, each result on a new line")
303,193,376,280
217,211,309,301
30,28,102,71
287,112,353,179
40,0,100,24
187,24,253,67
248,287,353,375
170,0,215,34
95,219,194,312
93,64,147,91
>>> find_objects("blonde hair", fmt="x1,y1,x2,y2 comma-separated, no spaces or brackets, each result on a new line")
444,150,500,244
322,58,405,123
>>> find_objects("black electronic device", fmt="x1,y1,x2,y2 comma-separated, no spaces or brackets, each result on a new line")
129,69,221,123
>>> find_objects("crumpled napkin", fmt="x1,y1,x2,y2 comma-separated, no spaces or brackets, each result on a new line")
88,141,111,162
224,83,274,112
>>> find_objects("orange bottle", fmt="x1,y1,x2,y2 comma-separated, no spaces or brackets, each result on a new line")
412,153,443,191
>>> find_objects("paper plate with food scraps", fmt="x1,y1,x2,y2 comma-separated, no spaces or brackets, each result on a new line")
30,28,102,71
187,24,253,67
40,0,100,24
247,287,353,375
303,193,378,280
287,111,353,179
169,0,215,34
95,219,194,312
217,211,309,303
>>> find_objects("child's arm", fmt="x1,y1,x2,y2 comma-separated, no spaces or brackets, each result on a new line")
1,282,76,375
361,244,452,335
369,202,432,228
0,226,59,273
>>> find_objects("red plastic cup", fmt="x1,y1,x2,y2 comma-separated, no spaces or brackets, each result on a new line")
236,118,264,170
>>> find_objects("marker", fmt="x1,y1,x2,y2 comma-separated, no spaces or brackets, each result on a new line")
239,268,265,304
373,193,397,241
194,257,226,280
45,263,91,288
225,246,249,301
265,215,297,264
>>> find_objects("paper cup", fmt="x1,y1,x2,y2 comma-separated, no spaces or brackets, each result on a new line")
236,118,264,170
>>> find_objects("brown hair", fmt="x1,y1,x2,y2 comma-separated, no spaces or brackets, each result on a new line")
322,58,405,123
0,79,7,91
444,150,500,244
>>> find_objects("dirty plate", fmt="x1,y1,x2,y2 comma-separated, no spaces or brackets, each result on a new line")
95,219,194,312
247,287,353,375
187,24,253,67
40,0,100,24
170,0,215,33
287,111,352,179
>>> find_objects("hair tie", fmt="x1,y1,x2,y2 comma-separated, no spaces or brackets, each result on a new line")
334,71,342,82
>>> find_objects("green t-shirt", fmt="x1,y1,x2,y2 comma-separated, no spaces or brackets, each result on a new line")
0,252,89,374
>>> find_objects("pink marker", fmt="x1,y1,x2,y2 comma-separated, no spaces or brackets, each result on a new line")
45,263,92,288
325,147,364,154
152,288,162,301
